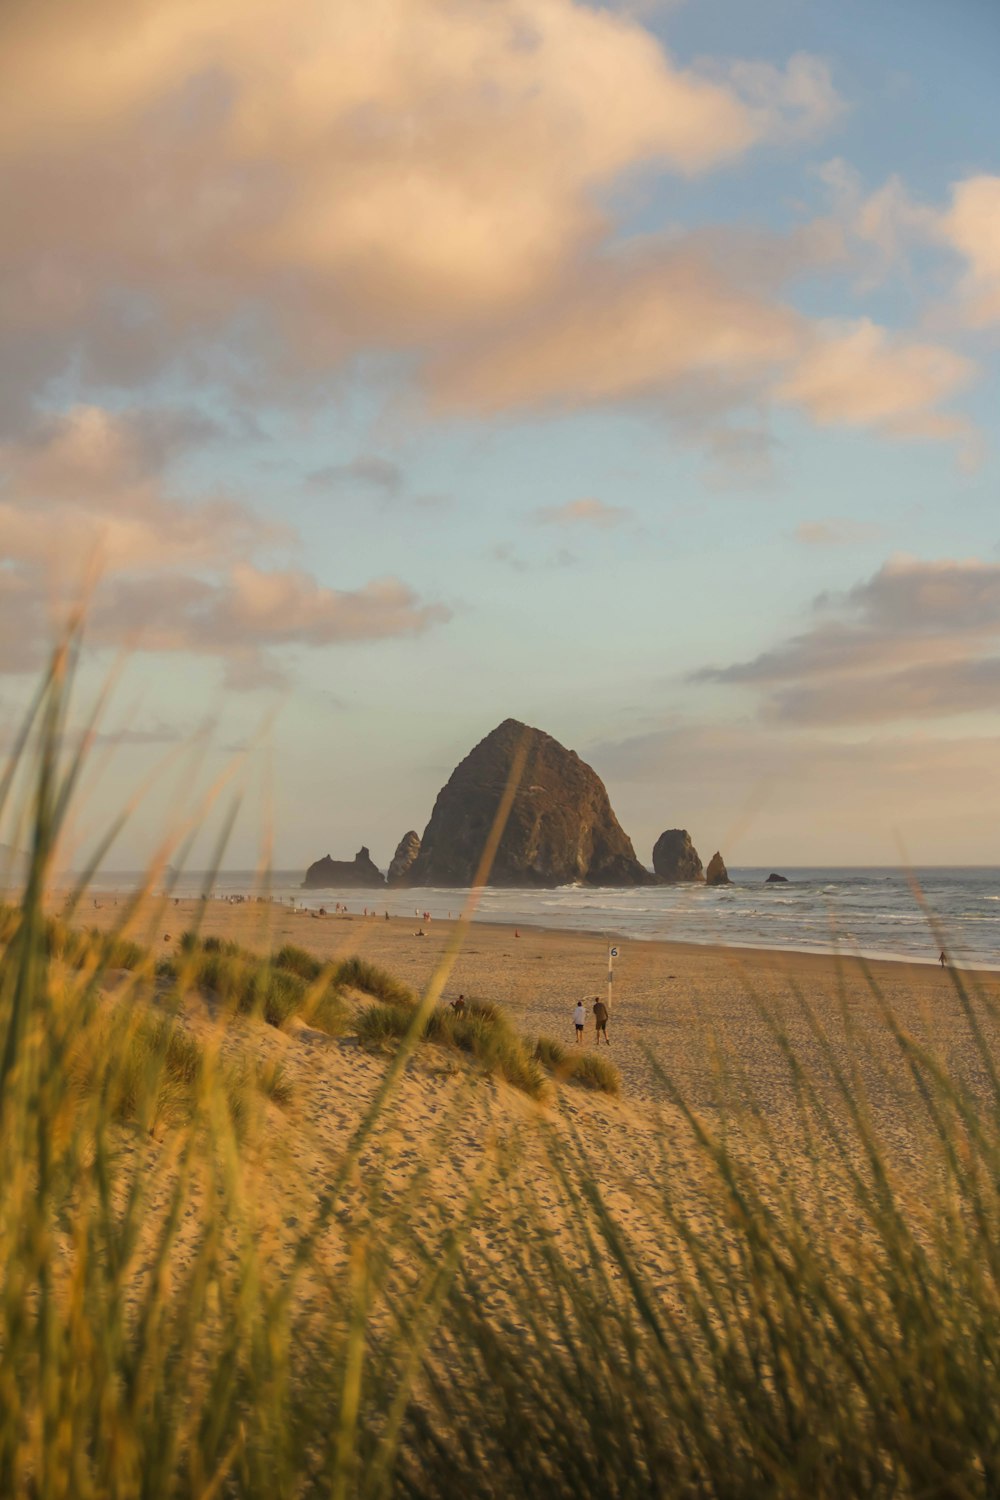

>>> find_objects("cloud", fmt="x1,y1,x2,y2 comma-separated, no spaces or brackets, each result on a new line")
0,405,450,682
702,424,779,488
532,498,632,528
103,563,447,652
0,0,807,410
820,161,1000,329
589,718,1000,862
817,158,939,285
724,53,845,142
0,405,278,574
694,556,1000,725
424,231,972,457
428,239,802,415
942,175,1000,328
774,318,974,444
306,455,403,498
761,659,1000,727
0,0,975,478
489,544,578,572
794,519,883,546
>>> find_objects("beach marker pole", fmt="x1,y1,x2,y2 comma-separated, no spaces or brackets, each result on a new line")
608,944,618,1013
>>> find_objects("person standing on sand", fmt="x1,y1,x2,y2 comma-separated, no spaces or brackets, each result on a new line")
940,949,947,968
573,1000,585,1043
593,996,610,1044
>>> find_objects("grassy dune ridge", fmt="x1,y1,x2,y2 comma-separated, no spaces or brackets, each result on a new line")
4,645,1000,1494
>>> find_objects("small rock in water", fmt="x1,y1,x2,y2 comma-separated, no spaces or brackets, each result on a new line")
651,828,704,883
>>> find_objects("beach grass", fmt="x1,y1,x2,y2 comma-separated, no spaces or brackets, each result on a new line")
273,940,324,981
334,953,415,1006
532,1033,621,1094
5,636,1000,1495
357,991,548,1100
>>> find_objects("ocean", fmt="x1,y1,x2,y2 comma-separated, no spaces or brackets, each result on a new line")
79,865,1000,969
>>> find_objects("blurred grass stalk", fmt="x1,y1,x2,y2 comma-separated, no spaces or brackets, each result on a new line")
4,631,1000,1496
0,631,497,1498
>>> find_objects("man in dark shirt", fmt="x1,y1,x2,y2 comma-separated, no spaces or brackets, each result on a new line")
592,996,609,1044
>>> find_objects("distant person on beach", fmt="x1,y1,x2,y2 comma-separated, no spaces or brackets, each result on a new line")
573,1001,585,1043
451,993,466,1017
593,996,609,1044
939,949,947,968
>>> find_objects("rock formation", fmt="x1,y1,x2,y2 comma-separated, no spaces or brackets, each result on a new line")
705,851,731,886
651,829,704,883
405,718,653,888
387,831,421,886
302,846,385,889
765,872,789,884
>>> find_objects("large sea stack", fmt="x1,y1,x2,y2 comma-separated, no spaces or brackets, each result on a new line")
652,829,704,883
302,847,385,889
406,719,652,888
705,851,731,887
387,831,421,886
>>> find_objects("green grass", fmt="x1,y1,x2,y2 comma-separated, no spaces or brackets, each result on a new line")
76,1011,205,1127
254,1057,294,1107
179,929,242,957
44,918,148,973
67,1004,288,1137
356,999,413,1049
357,993,548,1100
165,943,306,1028
8,635,1000,1498
155,935,349,1034
274,941,324,981
533,1034,568,1071
563,1050,620,1095
300,985,350,1036
531,1032,619,1094
334,953,415,1006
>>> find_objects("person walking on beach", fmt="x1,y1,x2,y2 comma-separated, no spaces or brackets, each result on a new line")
939,949,947,968
573,1000,585,1043
593,996,610,1045
450,993,466,1017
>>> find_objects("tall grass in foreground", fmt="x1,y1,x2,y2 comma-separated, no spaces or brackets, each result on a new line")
5,638,1000,1495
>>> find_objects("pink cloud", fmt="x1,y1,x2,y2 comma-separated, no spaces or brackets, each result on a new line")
774,319,974,445
0,405,450,684
695,557,1000,726
532,498,632,528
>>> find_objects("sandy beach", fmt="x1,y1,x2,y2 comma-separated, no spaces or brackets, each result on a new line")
73,891,1000,1223
30,888,1000,1492
80,895,1000,1124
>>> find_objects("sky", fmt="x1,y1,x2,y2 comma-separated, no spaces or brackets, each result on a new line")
1,0,999,871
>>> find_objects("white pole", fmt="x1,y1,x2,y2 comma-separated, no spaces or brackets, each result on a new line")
607,943,616,1014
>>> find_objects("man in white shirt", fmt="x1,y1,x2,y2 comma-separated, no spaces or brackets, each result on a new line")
573,1000,586,1043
